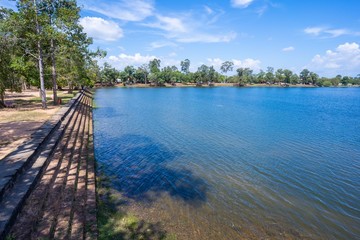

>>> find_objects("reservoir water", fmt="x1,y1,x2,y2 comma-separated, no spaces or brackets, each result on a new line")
93,87,360,239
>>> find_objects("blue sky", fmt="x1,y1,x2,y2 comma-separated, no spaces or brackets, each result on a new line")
1,0,360,77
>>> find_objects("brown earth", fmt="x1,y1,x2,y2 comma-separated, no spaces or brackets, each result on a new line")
0,90,76,160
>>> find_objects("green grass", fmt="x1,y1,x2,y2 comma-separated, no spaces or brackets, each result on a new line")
92,101,98,109
58,93,76,105
5,235,15,240
33,92,76,105
29,97,52,102
97,171,176,240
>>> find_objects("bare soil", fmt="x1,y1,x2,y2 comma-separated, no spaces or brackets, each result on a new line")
0,90,76,160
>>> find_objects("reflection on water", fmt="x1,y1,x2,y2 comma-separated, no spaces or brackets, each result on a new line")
94,87,360,239
97,134,207,205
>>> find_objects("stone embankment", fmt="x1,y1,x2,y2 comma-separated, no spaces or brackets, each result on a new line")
0,90,96,240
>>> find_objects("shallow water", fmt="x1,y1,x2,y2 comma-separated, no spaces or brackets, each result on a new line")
94,87,360,239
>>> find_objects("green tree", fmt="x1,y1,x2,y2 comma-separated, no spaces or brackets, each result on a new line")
275,68,284,84
149,58,161,74
290,74,299,85
196,64,209,84
299,69,311,84
101,62,119,84
208,66,216,83
13,0,48,108
236,68,252,85
265,67,275,84
309,72,319,85
0,8,16,107
40,0,84,104
283,69,293,83
123,65,136,83
322,80,332,87
220,61,234,83
139,64,149,84
180,59,190,74
256,70,265,83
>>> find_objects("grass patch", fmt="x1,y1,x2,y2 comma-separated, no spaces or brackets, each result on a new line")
5,235,15,240
29,97,52,102
92,101,98,109
97,170,176,240
0,111,49,122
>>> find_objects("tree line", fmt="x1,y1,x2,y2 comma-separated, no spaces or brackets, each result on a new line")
0,0,104,108
100,59,360,88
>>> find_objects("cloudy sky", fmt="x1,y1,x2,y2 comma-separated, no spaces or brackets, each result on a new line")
1,0,360,77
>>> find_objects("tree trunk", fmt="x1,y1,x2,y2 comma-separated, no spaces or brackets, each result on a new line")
0,92,5,108
68,81,73,94
37,43,47,108
34,0,47,109
50,38,58,105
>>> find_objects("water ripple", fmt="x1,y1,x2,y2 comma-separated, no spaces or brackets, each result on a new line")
94,87,360,239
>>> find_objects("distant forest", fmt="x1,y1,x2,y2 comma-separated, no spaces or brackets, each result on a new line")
1,1,359,109
99,59,360,88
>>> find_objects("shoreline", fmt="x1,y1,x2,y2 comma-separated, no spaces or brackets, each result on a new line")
97,83,359,88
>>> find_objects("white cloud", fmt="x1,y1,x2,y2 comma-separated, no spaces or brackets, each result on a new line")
304,27,324,36
304,26,359,38
310,42,360,75
207,58,223,68
147,41,177,50
256,5,268,16
233,58,261,70
177,32,237,43
143,11,236,44
231,0,254,8
282,46,295,52
82,0,154,22
144,15,187,33
204,6,214,14
207,57,261,72
107,53,181,69
109,53,157,67
79,17,123,41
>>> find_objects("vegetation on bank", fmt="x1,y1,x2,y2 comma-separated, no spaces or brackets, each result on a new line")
97,168,176,240
100,59,360,88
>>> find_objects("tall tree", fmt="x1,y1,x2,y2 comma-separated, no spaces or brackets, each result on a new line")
101,62,119,84
300,69,310,84
309,72,319,85
236,68,252,85
290,74,299,85
196,64,209,83
123,65,136,83
139,64,149,84
265,67,275,84
149,58,161,74
220,61,234,83
14,0,49,108
39,0,83,104
180,59,190,74
256,70,266,83
283,69,293,83
275,68,284,83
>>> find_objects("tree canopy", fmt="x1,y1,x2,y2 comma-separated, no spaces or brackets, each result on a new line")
0,1,103,108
